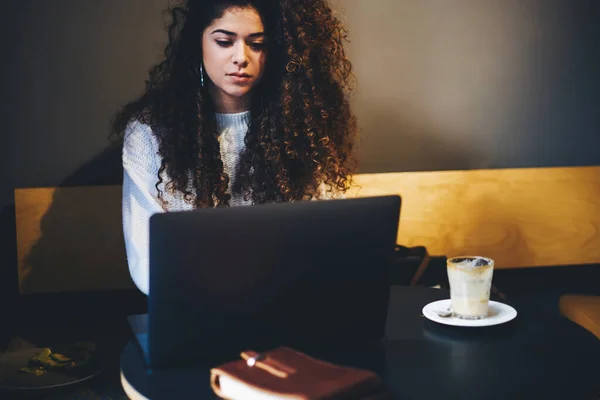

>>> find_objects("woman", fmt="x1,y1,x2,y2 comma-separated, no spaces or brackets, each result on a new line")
112,0,358,295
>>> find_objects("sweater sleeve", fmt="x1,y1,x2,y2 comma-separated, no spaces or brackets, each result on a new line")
316,181,347,200
122,120,165,296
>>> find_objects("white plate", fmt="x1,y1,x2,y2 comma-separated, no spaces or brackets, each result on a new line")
422,299,517,327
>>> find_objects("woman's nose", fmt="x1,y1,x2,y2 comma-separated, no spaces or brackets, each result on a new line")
232,43,250,67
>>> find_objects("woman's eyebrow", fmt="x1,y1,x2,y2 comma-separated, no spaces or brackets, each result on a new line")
211,29,265,38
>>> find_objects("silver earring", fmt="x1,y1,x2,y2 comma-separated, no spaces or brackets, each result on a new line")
200,63,204,87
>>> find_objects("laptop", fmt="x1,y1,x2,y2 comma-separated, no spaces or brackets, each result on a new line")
128,195,401,368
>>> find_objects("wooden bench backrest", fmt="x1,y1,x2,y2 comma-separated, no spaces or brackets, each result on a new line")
15,185,135,294
15,166,600,293
346,166,600,269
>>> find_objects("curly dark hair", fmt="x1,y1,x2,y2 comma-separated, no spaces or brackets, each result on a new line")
111,0,358,208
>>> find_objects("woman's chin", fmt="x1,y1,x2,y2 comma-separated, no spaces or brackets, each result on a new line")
210,83,255,110
224,87,252,98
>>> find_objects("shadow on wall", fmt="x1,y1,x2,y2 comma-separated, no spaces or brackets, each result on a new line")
0,205,19,308
17,141,137,294
355,102,488,174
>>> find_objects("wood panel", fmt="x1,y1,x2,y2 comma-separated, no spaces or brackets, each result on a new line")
346,166,600,269
559,295,600,340
15,185,135,294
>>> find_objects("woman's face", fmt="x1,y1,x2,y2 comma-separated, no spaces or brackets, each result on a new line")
202,6,267,113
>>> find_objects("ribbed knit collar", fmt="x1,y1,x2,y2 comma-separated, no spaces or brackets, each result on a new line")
215,110,251,132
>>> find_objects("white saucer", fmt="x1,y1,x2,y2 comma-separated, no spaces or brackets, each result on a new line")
422,299,517,327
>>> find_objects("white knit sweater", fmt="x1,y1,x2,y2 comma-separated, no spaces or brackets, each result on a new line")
122,111,342,295
122,111,253,295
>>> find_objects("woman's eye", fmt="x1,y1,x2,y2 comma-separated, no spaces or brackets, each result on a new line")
250,42,266,50
216,40,232,47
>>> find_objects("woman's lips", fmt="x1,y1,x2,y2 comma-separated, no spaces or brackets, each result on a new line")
228,73,252,84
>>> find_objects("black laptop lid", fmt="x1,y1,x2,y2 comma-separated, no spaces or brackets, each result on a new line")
148,195,401,367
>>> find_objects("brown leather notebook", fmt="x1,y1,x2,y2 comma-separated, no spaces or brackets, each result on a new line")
210,347,386,400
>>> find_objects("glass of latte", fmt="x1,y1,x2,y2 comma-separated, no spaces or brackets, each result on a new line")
447,256,495,320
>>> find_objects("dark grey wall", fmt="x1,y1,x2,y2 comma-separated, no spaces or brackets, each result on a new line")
330,0,600,173
1,1,599,295
1,0,168,206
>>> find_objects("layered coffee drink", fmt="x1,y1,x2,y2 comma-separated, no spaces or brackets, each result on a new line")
447,256,494,319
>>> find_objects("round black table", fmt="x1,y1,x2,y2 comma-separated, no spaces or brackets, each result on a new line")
121,286,600,399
